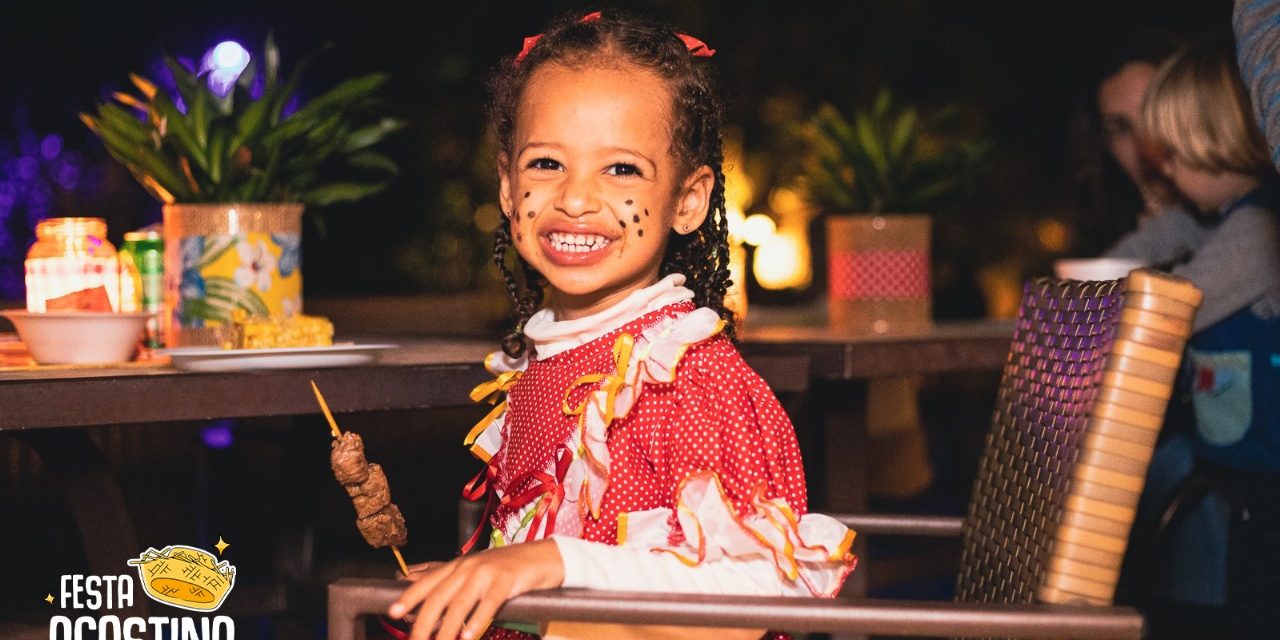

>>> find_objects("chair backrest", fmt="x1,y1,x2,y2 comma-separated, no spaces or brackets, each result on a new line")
955,269,1202,607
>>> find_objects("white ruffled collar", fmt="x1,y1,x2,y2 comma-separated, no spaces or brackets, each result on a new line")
523,274,694,359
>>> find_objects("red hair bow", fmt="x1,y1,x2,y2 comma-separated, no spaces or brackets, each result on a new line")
514,11,715,65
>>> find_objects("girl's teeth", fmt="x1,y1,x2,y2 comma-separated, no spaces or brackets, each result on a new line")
550,232,610,253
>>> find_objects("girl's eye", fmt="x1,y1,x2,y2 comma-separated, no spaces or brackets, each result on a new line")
605,163,643,177
527,157,562,171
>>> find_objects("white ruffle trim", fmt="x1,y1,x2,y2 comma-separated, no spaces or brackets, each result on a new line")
524,274,695,359
617,471,857,598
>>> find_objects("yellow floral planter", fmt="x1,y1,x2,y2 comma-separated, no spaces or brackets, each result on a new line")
162,203,303,347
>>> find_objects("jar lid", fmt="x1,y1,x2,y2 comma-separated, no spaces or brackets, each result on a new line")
124,229,162,241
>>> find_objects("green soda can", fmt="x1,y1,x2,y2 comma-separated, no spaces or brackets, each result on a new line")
121,227,164,348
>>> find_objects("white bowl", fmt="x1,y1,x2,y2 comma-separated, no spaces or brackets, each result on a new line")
1,310,150,365
1054,258,1149,281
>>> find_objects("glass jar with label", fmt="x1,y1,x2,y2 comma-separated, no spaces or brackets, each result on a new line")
24,217,121,312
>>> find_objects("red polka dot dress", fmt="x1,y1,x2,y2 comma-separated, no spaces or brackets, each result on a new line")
461,277,856,640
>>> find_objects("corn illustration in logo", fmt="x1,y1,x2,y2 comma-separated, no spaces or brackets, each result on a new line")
127,545,236,611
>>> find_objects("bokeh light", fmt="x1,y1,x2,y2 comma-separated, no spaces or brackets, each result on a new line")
203,40,251,97
741,213,777,247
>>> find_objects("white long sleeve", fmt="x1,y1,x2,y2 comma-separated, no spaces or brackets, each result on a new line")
552,535,811,596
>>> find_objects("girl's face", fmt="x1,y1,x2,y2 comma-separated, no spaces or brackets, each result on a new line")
498,61,713,320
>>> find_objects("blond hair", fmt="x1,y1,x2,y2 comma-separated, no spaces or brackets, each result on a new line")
1141,33,1271,175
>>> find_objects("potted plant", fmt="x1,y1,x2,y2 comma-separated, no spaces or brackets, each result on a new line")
81,34,403,345
793,88,989,332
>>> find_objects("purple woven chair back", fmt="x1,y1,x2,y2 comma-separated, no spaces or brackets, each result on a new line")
955,278,1125,604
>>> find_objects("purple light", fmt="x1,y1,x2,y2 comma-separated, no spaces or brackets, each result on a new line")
200,420,236,449
211,41,250,71
203,41,251,98
40,134,62,161
17,157,37,180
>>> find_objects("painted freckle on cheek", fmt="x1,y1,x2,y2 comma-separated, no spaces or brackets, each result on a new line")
625,199,634,205
524,192,531,198
643,208,650,217
619,219,627,228
637,229,644,238
632,214,640,224
526,211,535,219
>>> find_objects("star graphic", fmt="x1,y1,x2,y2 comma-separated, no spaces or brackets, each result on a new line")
214,536,230,556
45,593,54,605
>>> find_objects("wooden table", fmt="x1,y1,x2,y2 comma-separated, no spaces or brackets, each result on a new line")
0,320,1013,614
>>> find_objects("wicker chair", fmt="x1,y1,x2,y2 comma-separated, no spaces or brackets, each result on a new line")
328,269,1202,640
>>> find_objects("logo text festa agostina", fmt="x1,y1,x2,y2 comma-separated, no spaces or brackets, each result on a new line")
50,575,235,639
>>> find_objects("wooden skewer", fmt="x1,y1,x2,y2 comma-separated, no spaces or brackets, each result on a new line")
311,380,343,438
391,545,411,577
311,379,410,577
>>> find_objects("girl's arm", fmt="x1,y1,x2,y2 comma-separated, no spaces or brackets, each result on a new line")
553,535,810,596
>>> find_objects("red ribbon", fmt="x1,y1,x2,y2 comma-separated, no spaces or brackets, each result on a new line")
498,444,573,542
514,11,714,65
459,461,499,555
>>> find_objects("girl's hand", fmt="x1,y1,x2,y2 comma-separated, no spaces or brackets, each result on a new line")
398,561,442,580
387,539,565,640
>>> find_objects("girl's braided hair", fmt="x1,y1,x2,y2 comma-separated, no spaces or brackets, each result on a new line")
487,9,733,359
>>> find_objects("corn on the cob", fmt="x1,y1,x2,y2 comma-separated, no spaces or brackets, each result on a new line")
223,308,334,349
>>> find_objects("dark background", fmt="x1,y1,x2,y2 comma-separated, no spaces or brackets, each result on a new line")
0,0,1234,305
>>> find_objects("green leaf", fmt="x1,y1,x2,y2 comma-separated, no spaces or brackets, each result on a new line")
888,108,917,164
206,277,270,316
96,103,151,148
198,234,238,268
236,58,258,91
263,31,280,89
286,73,388,124
346,151,399,175
872,88,893,120
151,93,208,175
341,118,405,153
163,56,201,106
229,95,272,157
854,112,887,177
207,122,230,184
189,85,212,148
302,180,391,206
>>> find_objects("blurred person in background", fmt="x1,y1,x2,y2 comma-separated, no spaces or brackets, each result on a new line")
1071,29,1188,257
1110,29,1280,639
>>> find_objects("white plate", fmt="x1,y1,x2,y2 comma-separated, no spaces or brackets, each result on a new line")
159,344,398,372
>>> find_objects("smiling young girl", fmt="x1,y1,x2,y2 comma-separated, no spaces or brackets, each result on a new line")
388,9,856,640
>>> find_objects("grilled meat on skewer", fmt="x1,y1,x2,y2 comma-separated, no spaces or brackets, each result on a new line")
345,463,392,518
331,432,370,484
329,431,408,549
357,503,409,548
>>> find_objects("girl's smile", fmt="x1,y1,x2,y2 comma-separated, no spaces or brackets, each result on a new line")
498,60,712,320
539,221,621,267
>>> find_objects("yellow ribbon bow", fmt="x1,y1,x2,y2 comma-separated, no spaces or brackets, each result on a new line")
562,333,635,426
464,370,523,447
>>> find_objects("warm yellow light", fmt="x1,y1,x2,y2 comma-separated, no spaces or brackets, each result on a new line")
725,242,748,324
1037,219,1069,252
753,230,810,290
722,128,754,214
725,208,747,245
768,187,805,216
741,213,777,247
